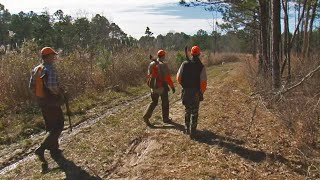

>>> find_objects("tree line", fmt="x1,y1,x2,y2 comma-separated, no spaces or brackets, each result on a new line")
181,0,320,90
0,3,257,57
141,27,254,54
0,2,257,113
0,4,131,55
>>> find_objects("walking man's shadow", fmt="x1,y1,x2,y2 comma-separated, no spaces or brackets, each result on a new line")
194,130,267,162
50,155,102,180
149,121,185,131
193,129,307,175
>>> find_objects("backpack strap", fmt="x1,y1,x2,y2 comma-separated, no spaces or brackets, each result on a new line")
154,60,163,79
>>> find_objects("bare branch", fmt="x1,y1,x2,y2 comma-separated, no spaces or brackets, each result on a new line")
289,0,308,48
280,63,320,94
313,97,320,112
246,100,259,137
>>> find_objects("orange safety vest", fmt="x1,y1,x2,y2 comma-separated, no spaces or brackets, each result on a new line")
35,64,45,98
147,61,161,88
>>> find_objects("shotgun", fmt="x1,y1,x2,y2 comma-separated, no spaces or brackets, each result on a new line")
185,46,190,61
63,93,72,132
149,54,157,62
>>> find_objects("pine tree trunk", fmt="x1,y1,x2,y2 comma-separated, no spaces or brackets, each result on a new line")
288,0,307,80
306,0,318,57
281,0,289,78
258,0,270,74
252,10,257,58
272,0,281,89
302,0,311,59
296,1,301,54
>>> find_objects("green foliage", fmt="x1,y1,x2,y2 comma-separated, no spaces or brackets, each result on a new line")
178,0,260,55
219,30,250,53
0,4,11,44
0,3,255,56
176,52,185,66
32,11,55,47
73,17,91,49
0,4,133,53
191,29,211,50
96,47,112,73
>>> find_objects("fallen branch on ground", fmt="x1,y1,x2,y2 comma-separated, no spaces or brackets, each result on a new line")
279,64,320,95
245,100,258,138
105,85,120,91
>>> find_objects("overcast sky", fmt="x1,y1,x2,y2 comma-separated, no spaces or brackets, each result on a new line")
1,0,223,39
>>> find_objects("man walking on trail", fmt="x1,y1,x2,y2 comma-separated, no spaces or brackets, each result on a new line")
143,50,176,126
176,46,207,139
29,47,65,163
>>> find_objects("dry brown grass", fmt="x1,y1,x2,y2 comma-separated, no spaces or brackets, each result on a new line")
279,55,320,148
203,52,244,66
0,42,162,145
245,53,320,175
0,41,198,146
0,42,155,112
2,61,316,179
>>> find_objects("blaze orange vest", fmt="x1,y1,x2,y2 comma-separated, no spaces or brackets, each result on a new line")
35,64,45,98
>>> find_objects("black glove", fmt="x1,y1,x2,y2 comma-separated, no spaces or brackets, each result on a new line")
171,86,175,94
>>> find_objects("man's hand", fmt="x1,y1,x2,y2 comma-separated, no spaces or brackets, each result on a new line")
199,92,204,101
171,86,175,94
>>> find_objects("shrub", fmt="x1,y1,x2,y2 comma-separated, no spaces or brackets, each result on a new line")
0,41,161,144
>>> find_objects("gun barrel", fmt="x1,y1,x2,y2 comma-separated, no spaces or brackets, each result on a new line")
185,46,190,61
68,115,72,132
64,93,72,132
149,54,157,62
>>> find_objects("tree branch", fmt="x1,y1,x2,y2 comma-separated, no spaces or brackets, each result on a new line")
289,0,308,48
280,63,320,94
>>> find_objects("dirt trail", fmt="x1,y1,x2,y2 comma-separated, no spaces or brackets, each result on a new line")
1,62,318,179
0,94,149,175
104,63,309,179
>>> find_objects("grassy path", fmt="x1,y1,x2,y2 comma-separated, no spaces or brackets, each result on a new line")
1,62,317,179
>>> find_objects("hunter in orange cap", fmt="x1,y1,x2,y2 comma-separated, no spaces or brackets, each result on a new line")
41,47,58,56
143,49,176,127
191,46,200,56
29,46,65,167
157,50,166,57
176,45,207,139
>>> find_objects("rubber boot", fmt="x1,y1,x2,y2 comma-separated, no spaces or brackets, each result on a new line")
50,149,63,160
190,114,198,139
184,113,191,134
143,116,153,127
35,146,46,162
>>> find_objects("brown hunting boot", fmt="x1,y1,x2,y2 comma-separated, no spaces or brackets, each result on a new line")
50,149,63,160
163,117,173,124
143,117,153,127
35,146,46,162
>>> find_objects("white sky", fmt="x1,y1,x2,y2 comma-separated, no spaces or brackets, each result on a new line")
1,0,222,39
